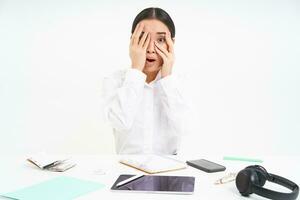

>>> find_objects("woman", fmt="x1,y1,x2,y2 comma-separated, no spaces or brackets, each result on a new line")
102,7,187,154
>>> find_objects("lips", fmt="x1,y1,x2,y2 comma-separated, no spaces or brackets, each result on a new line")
146,58,156,62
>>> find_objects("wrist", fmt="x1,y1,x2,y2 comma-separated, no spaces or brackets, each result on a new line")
131,63,144,71
161,66,172,77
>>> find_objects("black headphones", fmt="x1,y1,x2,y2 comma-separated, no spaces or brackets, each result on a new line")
236,165,299,200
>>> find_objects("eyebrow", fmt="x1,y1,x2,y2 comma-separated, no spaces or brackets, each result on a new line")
156,32,166,35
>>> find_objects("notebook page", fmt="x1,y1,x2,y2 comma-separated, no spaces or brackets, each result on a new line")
120,154,187,174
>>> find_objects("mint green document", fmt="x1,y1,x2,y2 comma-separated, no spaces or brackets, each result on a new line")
2,176,104,200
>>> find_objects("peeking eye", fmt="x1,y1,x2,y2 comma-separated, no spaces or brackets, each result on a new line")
157,37,166,43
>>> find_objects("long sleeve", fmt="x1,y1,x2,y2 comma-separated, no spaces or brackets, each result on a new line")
102,69,146,132
156,74,188,137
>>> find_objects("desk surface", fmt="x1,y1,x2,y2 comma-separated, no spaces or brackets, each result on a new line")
0,155,299,200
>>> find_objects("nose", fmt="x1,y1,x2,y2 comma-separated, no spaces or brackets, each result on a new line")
146,39,155,54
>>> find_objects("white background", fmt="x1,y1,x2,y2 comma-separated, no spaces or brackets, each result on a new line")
0,0,299,156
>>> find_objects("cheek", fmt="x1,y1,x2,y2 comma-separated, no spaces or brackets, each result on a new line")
156,56,163,66
162,43,168,49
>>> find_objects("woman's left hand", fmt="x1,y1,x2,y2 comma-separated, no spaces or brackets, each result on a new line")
154,32,175,78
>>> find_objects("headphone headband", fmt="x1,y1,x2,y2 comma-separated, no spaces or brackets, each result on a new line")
252,173,299,200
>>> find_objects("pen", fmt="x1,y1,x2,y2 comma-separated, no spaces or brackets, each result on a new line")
116,174,144,187
43,159,68,169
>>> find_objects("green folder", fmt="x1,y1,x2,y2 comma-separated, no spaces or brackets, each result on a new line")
1,176,104,200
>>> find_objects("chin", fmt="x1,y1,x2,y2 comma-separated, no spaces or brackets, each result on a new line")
144,65,161,74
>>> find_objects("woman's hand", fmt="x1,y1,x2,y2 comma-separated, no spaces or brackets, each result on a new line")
129,23,151,71
154,32,175,78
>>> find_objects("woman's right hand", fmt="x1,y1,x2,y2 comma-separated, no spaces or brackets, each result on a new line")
129,23,150,71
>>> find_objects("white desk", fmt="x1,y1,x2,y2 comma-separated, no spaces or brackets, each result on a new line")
0,155,299,200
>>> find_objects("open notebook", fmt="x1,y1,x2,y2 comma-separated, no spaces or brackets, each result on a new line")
119,154,187,174
27,153,76,172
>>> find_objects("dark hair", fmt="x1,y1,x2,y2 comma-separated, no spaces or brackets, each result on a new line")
131,7,175,38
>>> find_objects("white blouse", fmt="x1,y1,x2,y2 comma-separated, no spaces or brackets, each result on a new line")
102,68,187,155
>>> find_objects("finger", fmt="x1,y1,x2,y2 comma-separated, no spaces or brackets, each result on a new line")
143,33,151,49
155,41,169,57
130,23,140,45
139,31,148,47
166,32,174,53
155,45,167,61
132,23,144,45
133,23,140,34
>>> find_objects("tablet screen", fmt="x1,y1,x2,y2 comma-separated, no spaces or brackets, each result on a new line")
111,174,195,194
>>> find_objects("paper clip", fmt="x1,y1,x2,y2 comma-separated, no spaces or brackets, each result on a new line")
214,173,237,185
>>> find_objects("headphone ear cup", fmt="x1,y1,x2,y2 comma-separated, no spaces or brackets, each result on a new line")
245,165,267,186
236,169,254,196
254,168,267,187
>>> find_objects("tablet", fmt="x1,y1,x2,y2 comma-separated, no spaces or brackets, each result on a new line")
111,174,195,194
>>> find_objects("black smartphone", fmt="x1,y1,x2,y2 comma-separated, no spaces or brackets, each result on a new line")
186,159,226,173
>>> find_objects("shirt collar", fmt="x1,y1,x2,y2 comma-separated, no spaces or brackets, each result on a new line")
145,70,161,87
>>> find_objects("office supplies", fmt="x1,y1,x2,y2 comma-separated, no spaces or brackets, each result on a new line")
111,174,195,194
47,160,76,172
215,173,237,185
236,165,299,200
119,154,186,174
223,156,263,163
186,159,226,173
27,153,76,172
116,174,144,187
1,176,105,200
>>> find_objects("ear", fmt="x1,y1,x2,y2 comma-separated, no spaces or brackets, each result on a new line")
172,38,175,43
